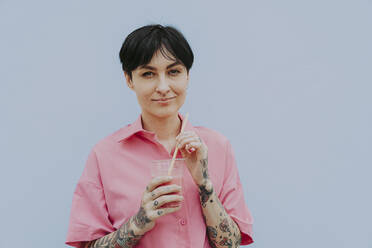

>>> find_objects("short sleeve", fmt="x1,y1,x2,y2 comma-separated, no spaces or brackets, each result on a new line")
65,148,115,248
219,140,254,245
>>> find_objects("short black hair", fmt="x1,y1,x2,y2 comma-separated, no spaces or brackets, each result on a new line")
119,24,194,80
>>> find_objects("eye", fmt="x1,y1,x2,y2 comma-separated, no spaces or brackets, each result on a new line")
142,71,154,78
169,69,180,76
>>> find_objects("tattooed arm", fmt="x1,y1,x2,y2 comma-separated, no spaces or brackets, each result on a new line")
84,215,143,248
199,179,242,248
175,131,242,247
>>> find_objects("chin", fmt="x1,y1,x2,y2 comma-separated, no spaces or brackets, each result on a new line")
148,106,181,118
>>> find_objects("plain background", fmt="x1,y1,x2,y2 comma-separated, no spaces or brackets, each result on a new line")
1,0,371,247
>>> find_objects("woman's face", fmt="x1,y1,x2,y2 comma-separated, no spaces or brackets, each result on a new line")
125,49,189,119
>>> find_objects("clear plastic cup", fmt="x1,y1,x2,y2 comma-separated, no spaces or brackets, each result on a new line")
151,158,185,208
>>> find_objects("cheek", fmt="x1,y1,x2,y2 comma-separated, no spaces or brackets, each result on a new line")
175,90,187,104
175,86,186,95
173,78,188,93
137,85,155,97
135,89,154,106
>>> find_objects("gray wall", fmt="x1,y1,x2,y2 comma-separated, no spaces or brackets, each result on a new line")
1,0,371,247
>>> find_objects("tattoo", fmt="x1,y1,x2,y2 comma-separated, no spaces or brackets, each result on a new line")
199,184,213,207
208,239,218,248
88,217,142,248
89,232,117,248
200,158,208,168
219,218,231,234
116,218,143,248
207,226,218,239
134,207,151,229
206,227,218,248
203,170,209,180
235,235,242,247
232,220,242,247
219,237,233,247
202,195,241,248
200,157,209,180
199,177,241,248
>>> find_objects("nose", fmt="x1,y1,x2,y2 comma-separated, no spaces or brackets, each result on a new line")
155,74,171,95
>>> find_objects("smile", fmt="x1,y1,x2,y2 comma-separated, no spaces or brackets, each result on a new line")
152,96,176,102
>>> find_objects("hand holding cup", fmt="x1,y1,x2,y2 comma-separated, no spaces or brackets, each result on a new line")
132,176,183,235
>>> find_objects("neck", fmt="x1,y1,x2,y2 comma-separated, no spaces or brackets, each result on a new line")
141,112,182,141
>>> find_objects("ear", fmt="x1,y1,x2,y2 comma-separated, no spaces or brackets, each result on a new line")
124,71,134,90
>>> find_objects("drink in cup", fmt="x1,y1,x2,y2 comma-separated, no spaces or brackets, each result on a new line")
151,158,185,208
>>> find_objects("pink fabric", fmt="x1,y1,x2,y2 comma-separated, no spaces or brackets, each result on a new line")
65,113,254,247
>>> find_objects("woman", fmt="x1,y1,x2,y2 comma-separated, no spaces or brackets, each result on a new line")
66,24,254,248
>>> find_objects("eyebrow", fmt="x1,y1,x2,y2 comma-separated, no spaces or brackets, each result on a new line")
139,61,181,70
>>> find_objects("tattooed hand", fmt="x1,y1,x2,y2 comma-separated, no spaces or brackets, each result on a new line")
176,131,209,186
134,176,184,235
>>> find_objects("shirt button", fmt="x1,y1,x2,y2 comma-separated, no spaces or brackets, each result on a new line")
179,218,187,225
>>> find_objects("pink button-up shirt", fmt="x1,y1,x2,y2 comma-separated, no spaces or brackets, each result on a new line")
66,113,254,247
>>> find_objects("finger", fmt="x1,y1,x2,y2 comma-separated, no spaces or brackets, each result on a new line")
185,141,201,153
177,136,200,150
148,194,183,209
159,206,182,216
148,205,182,219
146,176,173,193
150,184,182,200
176,131,196,142
175,131,196,144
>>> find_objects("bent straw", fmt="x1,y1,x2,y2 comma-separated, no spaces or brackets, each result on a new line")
168,112,189,176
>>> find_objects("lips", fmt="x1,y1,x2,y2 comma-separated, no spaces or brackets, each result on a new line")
153,96,176,101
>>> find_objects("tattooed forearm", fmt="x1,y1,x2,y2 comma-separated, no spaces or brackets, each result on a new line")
116,217,143,248
199,183,213,207
197,156,213,207
199,180,242,248
86,216,143,248
86,231,118,248
200,157,209,180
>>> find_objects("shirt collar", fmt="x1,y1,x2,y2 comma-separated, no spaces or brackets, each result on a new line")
116,112,195,143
